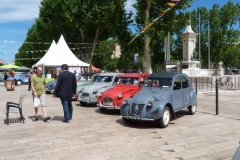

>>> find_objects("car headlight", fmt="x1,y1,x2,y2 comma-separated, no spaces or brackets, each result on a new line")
118,93,123,98
96,92,102,98
79,88,84,93
93,88,97,94
123,99,128,105
147,100,153,107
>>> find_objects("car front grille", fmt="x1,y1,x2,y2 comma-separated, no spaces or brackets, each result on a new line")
130,103,144,115
103,97,113,103
82,93,89,96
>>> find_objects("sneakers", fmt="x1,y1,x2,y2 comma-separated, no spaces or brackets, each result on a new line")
35,116,39,121
44,116,51,122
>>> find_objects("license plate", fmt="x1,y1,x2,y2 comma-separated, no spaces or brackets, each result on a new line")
81,96,89,100
129,116,140,120
103,102,113,106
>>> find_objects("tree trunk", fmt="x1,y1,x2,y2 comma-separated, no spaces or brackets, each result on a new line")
142,0,152,74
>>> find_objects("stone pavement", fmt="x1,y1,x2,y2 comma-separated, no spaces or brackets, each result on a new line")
0,82,240,160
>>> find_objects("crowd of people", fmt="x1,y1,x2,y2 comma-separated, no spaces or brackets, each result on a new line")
3,71,15,81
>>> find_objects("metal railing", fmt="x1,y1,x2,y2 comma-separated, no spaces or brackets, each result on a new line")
190,76,240,92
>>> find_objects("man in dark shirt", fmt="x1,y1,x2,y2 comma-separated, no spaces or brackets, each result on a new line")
53,64,77,123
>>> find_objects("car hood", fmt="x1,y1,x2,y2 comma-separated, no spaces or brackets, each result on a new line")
103,85,139,97
82,82,112,93
77,81,88,86
46,80,57,87
131,89,169,104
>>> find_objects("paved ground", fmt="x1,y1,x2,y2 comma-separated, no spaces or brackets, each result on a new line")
0,82,240,160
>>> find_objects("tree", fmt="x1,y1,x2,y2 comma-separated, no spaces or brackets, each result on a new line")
62,0,127,71
190,1,240,68
132,0,195,73
16,0,129,70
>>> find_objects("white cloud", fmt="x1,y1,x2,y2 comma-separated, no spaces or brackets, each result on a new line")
0,0,41,23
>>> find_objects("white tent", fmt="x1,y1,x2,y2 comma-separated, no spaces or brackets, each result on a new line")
37,35,89,67
34,40,56,66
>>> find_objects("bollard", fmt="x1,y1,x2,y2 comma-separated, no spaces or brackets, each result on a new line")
195,78,197,95
215,79,219,115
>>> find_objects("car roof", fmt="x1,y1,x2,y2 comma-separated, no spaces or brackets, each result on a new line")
98,73,124,76
120,73,149,78
148,73,188,79
81,72,98,76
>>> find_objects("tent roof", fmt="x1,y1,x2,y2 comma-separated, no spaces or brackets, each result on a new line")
15,66,31,71
0,64,20,69
35,35,89,67
92,65,100,71
35,40,56,66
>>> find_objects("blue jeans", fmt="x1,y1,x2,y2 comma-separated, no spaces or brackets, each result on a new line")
60,97,73,121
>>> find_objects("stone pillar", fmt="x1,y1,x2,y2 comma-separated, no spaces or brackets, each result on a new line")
217,61,224,76
181,25,200,76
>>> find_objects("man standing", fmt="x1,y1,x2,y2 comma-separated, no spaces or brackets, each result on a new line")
53,64,77,123
28,70,34,91
31,66,51,122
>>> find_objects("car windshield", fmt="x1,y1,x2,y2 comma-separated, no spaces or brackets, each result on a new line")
80,75,92,81
117,77,138,85
143,78,172,88
92,76,113,83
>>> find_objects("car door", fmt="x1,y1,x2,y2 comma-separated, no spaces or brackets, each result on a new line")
172,77,183,111
181,77,190,107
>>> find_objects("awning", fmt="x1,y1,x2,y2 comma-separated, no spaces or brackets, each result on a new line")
92,65,101,71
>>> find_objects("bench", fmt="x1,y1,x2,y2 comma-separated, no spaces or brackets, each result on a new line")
5,92,26,125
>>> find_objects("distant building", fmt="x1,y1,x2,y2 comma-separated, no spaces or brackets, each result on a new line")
0,59,7,65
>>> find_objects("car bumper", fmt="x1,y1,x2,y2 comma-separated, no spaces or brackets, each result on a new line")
79,96,97,103
97,101,120,110
45,88,53,93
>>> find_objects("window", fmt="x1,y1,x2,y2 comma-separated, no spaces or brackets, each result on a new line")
182,78,189,88
173,77,181,90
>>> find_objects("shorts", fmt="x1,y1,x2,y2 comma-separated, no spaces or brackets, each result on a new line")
33,94,46,107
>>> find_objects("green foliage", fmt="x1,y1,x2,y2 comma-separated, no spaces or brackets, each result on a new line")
15,0,240,71
190,1,240,68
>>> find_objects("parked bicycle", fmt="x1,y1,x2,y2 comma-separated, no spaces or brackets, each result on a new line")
216,76,233,89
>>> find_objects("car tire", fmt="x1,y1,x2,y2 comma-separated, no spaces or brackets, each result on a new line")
189,104,197,115
99,108,107,112
46,91,51,94
80,102,87,105
159,106,171,128
16,80,22,85
122,117,132,123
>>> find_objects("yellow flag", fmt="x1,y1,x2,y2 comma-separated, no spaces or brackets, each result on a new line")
167,3,175,7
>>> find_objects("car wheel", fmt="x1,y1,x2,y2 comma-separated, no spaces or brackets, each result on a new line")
189,104,197,115
17,80,22,85
159,106,171,128
46,91,51,94
80,102,87,105
122,117,132,123
99,108,107,112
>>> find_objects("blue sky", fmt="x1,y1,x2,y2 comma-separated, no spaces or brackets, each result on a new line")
0,0,239,64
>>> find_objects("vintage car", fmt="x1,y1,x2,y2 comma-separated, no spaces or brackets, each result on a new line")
97,73,149,112
74,72,100,99
78,72,124,105
120,73,197,128
45,80,57,94
14,72,29,85
233,144,240,160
